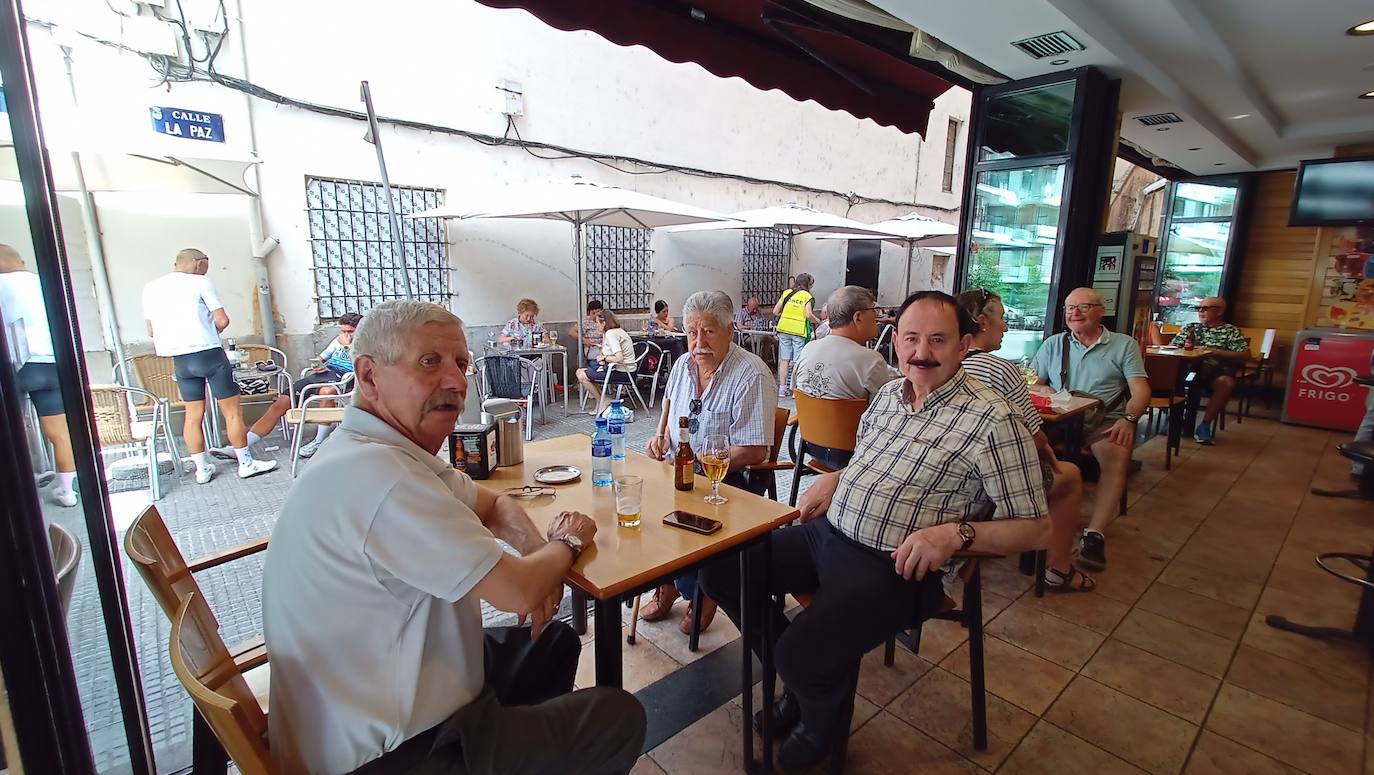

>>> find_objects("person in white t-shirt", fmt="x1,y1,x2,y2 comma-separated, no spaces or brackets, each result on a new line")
793,286,896,402
141,249,276,483
263,299,644,775
574,309,637,415
0,244,79,506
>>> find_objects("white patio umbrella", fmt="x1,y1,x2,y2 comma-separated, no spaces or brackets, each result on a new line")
408,176,737,342
818,213,959,297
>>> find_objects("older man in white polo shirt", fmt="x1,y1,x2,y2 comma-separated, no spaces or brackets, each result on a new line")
263,300,644,775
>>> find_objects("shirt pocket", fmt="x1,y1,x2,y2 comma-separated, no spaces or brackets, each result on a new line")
697,408,735,442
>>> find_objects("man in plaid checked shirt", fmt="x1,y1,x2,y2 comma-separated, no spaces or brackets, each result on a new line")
701,291,1051,769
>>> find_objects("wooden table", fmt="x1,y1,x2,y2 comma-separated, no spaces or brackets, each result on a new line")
1034,389,1101,463
1145,345,1245,435
486,434,799,770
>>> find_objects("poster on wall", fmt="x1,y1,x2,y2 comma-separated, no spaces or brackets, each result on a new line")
1316,225,1374,330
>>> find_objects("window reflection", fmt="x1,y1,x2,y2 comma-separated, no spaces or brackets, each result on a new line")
1157,182,1238,326
980,80,1076,162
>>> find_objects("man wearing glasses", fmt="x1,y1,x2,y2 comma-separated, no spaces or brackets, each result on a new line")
1032,287,1150,572
1153,297,1249,445
792,286,897,402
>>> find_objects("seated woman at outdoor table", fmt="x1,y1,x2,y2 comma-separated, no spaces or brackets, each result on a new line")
644,299,679,334
497,298,548,347
221,312,361,460
575,310,636,415
568,299,605,363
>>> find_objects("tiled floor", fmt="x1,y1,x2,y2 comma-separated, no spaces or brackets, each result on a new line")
592,417,1374,774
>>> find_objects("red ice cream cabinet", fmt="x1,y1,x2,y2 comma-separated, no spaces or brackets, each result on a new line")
1282,328,1374,432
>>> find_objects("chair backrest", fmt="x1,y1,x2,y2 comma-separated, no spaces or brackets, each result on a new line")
1144,353,1183,396
873,324,894,350
124,505,207,622
239,344,287,372
90,385,137,447
793,391,868,452
1160,323,1181,336
632,340,659,376
128,353,184,410
170,593,273,775
475,355,535,401
48,523,82,619
766,407,790,464
1258,328,1277,360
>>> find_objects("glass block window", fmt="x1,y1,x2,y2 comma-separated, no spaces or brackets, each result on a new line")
306,176,449,319
585,224,653,312
741,228,790,305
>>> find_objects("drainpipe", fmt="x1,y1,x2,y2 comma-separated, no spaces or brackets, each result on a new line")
235,0,281,347
63,46,129,381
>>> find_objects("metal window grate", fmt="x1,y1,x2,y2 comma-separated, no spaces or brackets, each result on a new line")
741,228,790,305
305,176,449,320
585,224,653,312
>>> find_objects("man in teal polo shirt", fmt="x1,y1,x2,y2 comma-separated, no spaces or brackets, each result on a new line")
1032,287,1150,571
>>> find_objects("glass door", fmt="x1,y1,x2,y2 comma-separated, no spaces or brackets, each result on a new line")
1155,181,1238,326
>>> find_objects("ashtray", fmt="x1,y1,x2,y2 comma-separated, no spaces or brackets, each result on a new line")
533,464,581,485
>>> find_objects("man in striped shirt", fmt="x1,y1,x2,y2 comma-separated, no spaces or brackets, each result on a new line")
957,289,1092,592
700,291,1050,769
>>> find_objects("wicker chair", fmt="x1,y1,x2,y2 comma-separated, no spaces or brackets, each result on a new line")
122,353,200,456
90,384,180,499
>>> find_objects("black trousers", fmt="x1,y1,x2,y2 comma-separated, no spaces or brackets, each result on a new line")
700,518,945,738
351,622,646,775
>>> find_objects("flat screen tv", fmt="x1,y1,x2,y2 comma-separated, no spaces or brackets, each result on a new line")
1289,156,1374,226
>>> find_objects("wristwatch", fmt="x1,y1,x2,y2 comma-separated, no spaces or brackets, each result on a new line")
1122,412,1140,424
955,521,976,551
553,534,584,561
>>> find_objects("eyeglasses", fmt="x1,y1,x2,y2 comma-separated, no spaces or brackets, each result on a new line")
688,398,703,435
504,485,556,499
1197,306,1224,312
1063,303,1103,313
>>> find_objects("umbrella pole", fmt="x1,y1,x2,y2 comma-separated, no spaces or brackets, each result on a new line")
575,220,587,375
903,242,914,299
361,81,413,298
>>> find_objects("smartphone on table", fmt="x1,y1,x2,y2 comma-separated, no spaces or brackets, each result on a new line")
663,510,722,535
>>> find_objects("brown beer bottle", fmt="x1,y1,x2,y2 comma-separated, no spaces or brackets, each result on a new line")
674,416,695,491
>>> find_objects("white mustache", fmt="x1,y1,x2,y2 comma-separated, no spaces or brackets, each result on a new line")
692,347,714,355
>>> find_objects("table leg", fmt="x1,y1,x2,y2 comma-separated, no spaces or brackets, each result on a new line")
760,536,775,773
593,595,623,688
740,549,756,772
562,350,569,415
1183,369,1201,436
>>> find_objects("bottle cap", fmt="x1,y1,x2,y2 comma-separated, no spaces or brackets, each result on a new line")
595,418,607,428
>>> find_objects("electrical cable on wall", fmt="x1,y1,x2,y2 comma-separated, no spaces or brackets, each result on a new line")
27,7,957,214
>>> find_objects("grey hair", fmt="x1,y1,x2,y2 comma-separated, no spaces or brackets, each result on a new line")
826,285,874,328
352,299,464,365
681,290,735,330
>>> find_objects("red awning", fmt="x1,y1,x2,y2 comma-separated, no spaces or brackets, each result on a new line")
475,0,955,137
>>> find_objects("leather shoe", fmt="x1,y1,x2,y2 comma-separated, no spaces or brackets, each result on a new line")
752,690,801,735
778,722,830,770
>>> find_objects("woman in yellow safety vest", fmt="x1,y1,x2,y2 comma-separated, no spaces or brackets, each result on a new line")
772,273,821,397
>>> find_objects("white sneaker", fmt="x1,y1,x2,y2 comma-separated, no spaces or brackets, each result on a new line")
195,463,217,485
51,489,79,507
238,459,279,479
208,445,238,461
298,439,323,459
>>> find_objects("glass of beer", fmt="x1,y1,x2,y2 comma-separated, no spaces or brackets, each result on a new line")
701,434,730,505
614,474,643,528
547,329,559,347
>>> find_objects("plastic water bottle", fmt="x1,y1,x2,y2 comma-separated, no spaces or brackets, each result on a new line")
607,400,627,466
592,418,613,487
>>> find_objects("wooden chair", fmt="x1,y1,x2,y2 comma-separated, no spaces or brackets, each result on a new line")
48,523,82,619
90,384,182,500
744,407,795,501
786,392,868,506
1144,355,1186,470
124,506,270,771
170,593,274,775
124,353,209,454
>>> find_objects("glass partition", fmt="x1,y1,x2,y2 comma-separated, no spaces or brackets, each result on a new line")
1156,181,1239,325
979,80,1076,162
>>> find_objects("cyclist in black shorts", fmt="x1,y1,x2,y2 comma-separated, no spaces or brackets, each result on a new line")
142,249,278,483
1,244,79,506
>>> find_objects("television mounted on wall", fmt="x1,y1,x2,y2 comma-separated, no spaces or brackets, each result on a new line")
1289,155,1374,227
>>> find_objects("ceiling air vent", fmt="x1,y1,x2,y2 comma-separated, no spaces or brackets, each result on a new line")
1134,112,1183,127
1010,31,1084,59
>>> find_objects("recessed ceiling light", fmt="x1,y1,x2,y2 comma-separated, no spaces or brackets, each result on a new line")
1050,58,1070,65
1156,126,1170,131
1214,163,1225,166
1187,147,1201,151
1229,113,1251,120
1362,90,1374,99
1347,19,1374,35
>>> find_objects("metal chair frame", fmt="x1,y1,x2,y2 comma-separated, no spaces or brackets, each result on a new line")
288,386,355,477
474,355,544,441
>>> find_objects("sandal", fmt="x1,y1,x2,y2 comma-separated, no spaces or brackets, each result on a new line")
1045,566,1096,593
639,584,679,622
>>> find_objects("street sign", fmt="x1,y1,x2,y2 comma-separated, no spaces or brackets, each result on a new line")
149,106,224,142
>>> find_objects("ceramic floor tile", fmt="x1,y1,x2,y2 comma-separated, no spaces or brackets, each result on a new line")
940,635,1074,715
1182,731,1302,775
999,719,1148,775
1255,586,1359,631
1155,560,1264,610
906,617,969,663
624,598,741,666
857,640,935,708
1089,555,1161,607
841,711,982,774
646,698,752,775
1225,645,1366,733
1204,683,1363,775
1263,563,1361,612
631,755,668,775
1135,582,1252,641
1021,585,1133,634
1045,676,1199,775
576,635,682,693
987,599,1106,671
887,666,1036,770
1082,640,1219,724
1240,613,1369,685
1112,608,1235,678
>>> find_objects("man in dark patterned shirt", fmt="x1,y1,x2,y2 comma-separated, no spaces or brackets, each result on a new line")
700,291,1051,769
1159,297,1249,445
